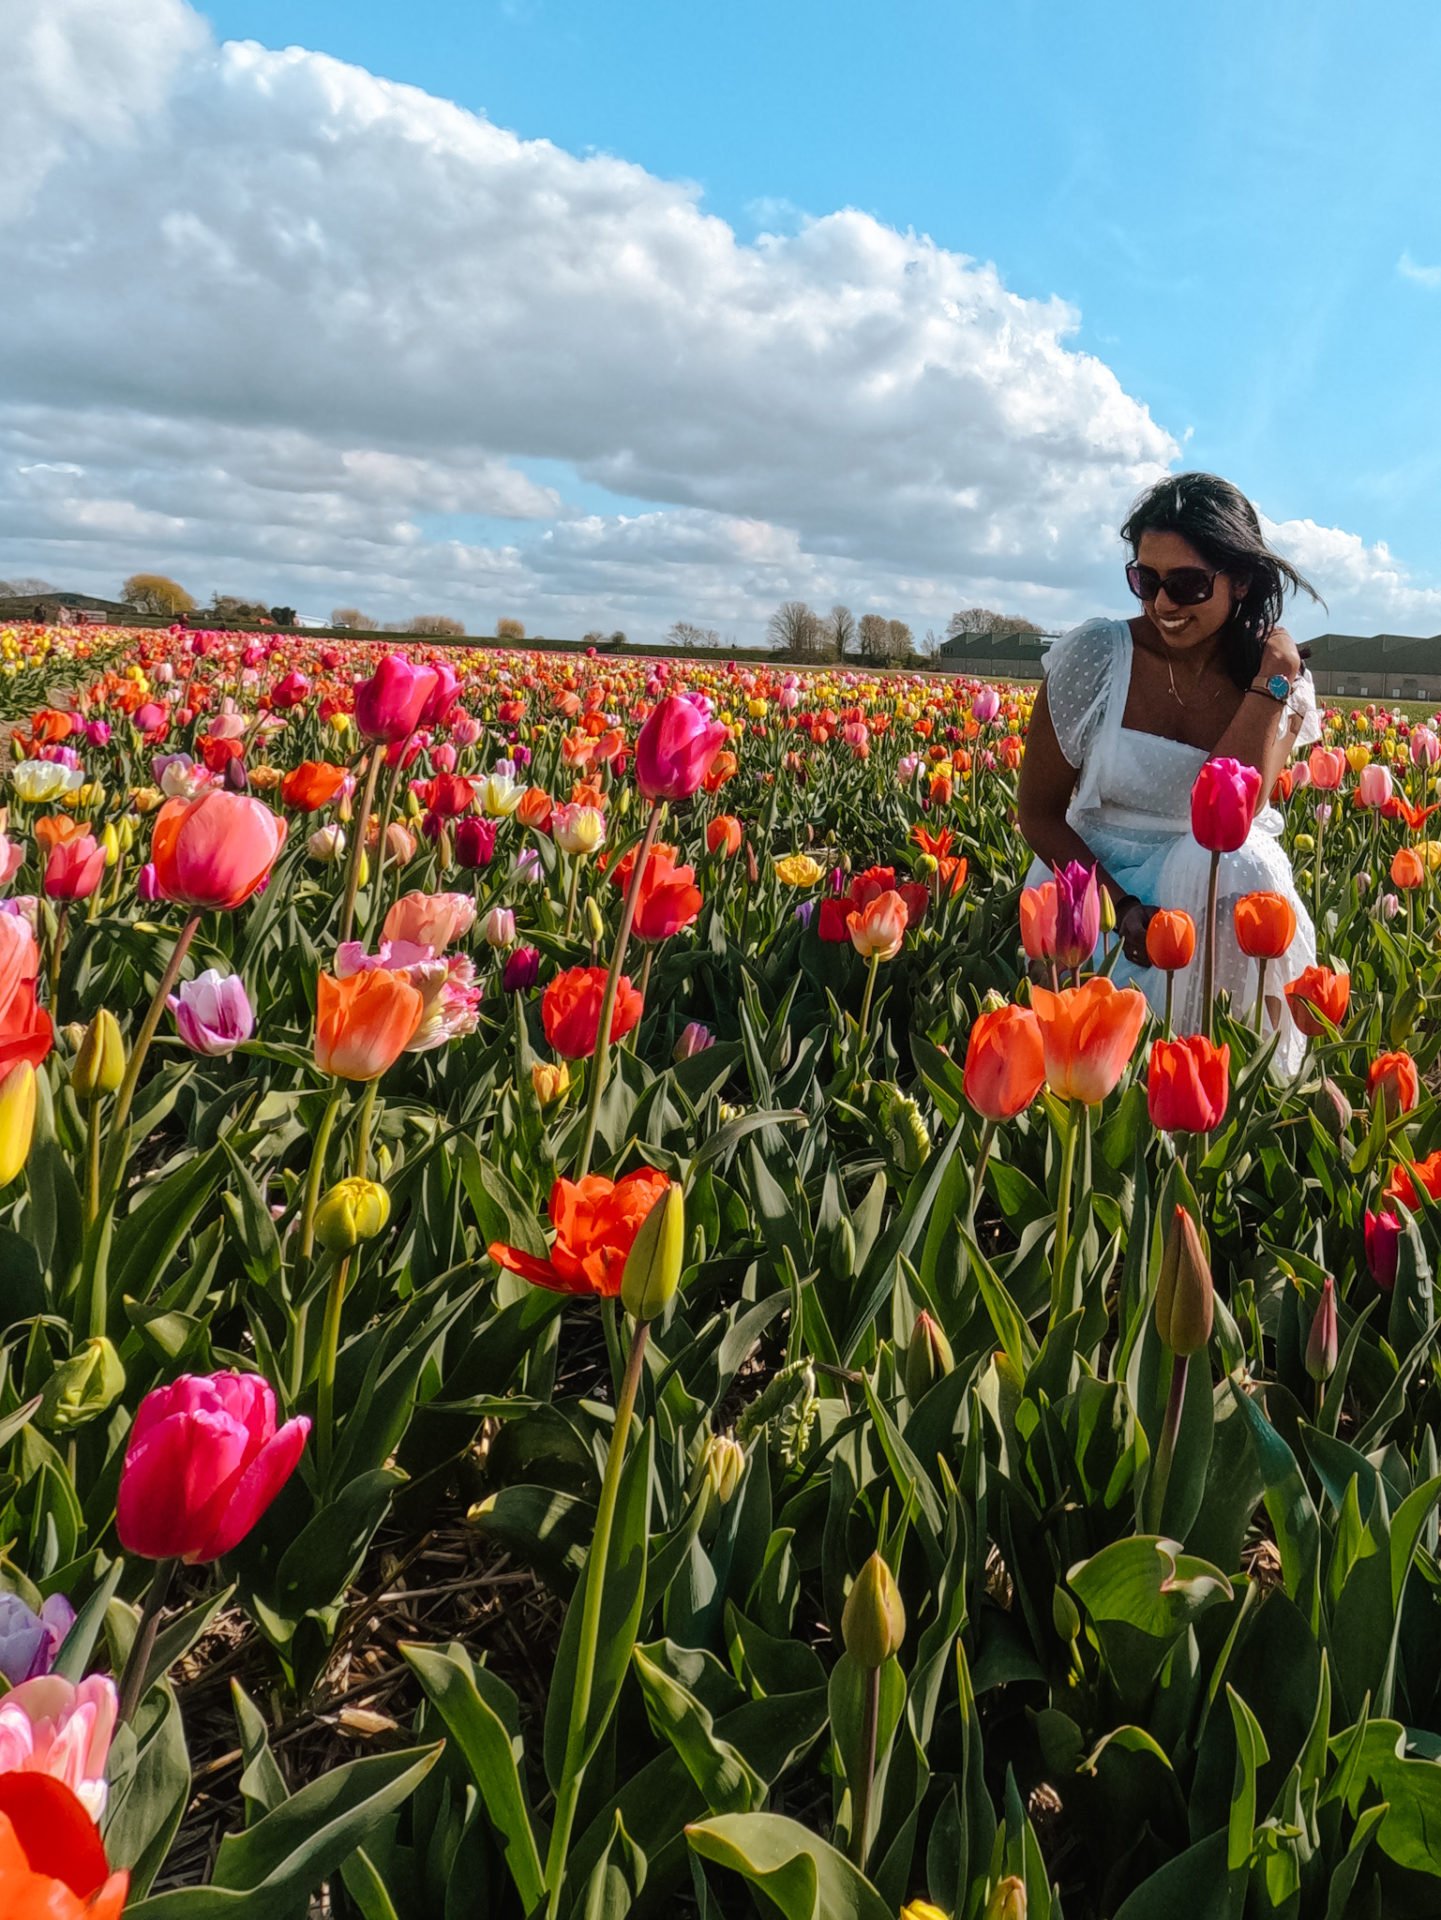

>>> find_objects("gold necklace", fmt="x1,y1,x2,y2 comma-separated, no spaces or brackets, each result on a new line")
1165,654,1224,707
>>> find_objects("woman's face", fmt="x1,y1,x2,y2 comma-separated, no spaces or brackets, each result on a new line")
1133,529,1241,653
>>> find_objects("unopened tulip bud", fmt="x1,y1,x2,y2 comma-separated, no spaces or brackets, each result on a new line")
1311,1075,1353,1142
1305,1276,1338,1382
900,1905,949,1920
621,1181,685,1321
1154,1205,1213,1355
841,1551,906,1668
531,1060,571,1106
37,1337,126,1431
582,896,605,944
101,822,120,867
915,852,939,877
1099,888,1117,933
673,1021,714,1061
313,1177,391,1254
307,824,347,864
978,986,1007,1015
904,1311,954,1400
831,1215,857,1274
71,1010,125,1099
0,1063,37,1186
483,906,516,949
985,1878,1027,1920
1052,1584,1081,1644
698,1433,745,1529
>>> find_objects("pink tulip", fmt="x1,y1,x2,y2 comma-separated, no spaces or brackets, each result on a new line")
634,695,729,801
1356,763,1393,809
168,969,255,1056
0,835,26,889
354,654,440,744
116,1373,309,1564
419,662,460,728
382,890,476,952
43,836,106,902
1365,1209,1402,1291
0,1674,118,1821
151,790,286,911
1307,746,1347,790
1290,760,1311,789
1411,726,1441,768
972,687,1001,723
270,670,310,710
1190,757,1263,853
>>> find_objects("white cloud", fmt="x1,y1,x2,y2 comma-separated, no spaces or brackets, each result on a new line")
1398,251,1441,289
0,0,1436,641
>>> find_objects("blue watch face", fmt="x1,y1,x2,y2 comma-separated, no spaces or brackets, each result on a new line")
1267,673,1289,701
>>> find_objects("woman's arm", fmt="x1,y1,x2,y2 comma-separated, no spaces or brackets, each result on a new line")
1018,685,1153,962
1211,628,1306,791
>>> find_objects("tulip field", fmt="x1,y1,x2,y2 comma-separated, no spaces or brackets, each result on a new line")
5,616,1441,1917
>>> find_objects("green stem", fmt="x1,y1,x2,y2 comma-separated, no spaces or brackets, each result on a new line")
96,909,203,1213
574,803,662,1180
117,1556,178,1725
850,1661,881,1871
315,1252,353,1483
1163,970,1175,1038
1253,958,1269,1035
964,1119,995,1241
1146,1351,1189,1533
351,1077,381,1181
338,750,382,947
1311,806,1325,930
1201,848,1220,1042
367,755,405,936
298,1085,344,1261
542,1317,650,1912
46,903,68,1009
84,1098,102,1229
857,952,881,1041
563,853,581,939
1051,1098,1079,1323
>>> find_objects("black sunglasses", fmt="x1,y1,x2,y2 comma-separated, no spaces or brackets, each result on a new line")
1125,561,1220,607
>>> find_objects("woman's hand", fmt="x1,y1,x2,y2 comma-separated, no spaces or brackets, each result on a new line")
1118,899,1155,968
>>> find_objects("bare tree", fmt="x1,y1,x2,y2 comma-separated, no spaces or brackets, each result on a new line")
407,614,466,636
857,612,890,663
496,617,526,640
667,621,720,652
768,600,829,660
887,619,913,662
827,604,857,659
0,577,53,596
331,606,378,630
123,573,196,616
946,606,1043,640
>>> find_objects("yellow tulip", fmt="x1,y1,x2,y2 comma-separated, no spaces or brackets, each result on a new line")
0,1062,37,1186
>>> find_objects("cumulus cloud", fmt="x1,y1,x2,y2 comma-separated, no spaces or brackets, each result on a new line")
0,0,1436,641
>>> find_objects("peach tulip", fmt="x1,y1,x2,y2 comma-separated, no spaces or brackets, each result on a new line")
847,890,908,962
382,890,476,953
1030,976,1147,1104
315,968,424,1080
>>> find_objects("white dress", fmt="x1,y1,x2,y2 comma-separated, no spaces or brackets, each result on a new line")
1024,617,1322,1074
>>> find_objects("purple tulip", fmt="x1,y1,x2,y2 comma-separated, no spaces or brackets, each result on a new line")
502,945,540,993
137,862,161,903
794,900,816,929
674,1022,714,1061
0,1590,75,1686
168,969,255,1056
1052,861,1100,970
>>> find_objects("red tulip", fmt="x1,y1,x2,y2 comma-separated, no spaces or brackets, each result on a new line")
635,696,729,801
1285,966,1350,1038
632,851,703,942
1147,1034,1230,1134
1367,1051,1419,1119
0,1775,127,1917
116,1373,309,1563
1190,757,1263,853
962,1005,1045,1120
541,966,644,1058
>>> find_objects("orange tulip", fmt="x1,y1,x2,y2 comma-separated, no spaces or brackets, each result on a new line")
1368,1050,1419,1118
1285,966,1350,1038
34,815,90,850
632,851,703,942
0,1774,127,1918
1019,882,1059,961
1233,892,1298,960
1145,909,1196,971
151,790,287,910
281,761,349,811
315,969,424,1080
1391,846,1426,890
706,814,743,858
517,787,554,831
1147,1034,1229,1133
963,1005,1045,1120
1030,976,1147,1104
847,890,908,962
1386,1151,1441,1211
487,1168,670,1296
541,966,644,1058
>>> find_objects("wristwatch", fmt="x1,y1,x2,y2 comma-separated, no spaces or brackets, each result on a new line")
1247,672,1293,703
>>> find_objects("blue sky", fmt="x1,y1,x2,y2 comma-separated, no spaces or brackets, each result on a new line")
201,0,1441,569
5,0,1439,639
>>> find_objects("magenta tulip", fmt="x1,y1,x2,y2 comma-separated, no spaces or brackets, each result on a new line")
1365,1209,1402,1291
1190,757,1263,853
354,654,440,744
116,1373,309,1563
1052,861,1100,970
419,662,460,728
168,969,255,1057
455,817,498,868
43,836,106,902
634,695,729,801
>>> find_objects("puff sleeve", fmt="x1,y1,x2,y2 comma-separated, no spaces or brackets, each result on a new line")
1041,618,1121,770
1286,668,1322,752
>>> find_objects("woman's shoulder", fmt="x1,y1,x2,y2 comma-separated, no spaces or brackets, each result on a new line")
1042,615,1127,680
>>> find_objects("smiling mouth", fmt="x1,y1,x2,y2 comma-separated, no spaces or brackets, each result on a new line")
1157,614,1191,633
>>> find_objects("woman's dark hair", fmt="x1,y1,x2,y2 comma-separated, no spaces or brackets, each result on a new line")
1120,472,1324,687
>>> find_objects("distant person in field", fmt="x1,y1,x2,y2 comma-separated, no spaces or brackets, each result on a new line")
1018,471,1322,1071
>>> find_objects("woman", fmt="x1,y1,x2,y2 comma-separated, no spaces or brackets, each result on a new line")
1017,472,1322,1069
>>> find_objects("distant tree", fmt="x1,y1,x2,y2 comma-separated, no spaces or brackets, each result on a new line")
609,631,628,650
210,594,272,624
768,600,828,660
827,604,857,659
123,573,196,617
0,577,52,597
667,621,720,652
921,628,941,659
407,614,466,636
946,606,1044,640
269,606,296,628
857,613,891,663
581,630,606,648
887,619,914,661
331,606,377,630
496,617,526,641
